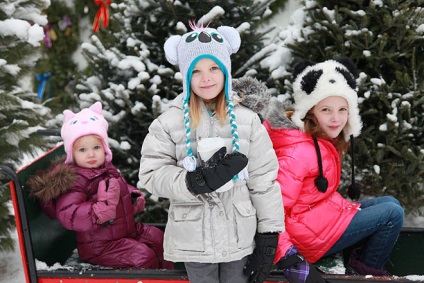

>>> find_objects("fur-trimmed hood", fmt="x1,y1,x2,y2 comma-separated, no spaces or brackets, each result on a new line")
26,157,78,203
232,77,271,119
263,98,298,130
234,77,298,130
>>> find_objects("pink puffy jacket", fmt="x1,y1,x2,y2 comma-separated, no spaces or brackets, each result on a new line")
264,120,360,263
27,158,172,269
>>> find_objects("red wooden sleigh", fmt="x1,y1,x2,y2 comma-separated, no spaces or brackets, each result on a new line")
1,144,423,283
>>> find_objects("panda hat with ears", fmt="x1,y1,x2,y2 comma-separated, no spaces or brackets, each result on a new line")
291,58,363,141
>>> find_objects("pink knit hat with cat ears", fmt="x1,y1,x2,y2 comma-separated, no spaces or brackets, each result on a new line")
61,102,112,164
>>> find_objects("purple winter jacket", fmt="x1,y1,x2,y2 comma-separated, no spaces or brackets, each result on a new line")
26,157,170,268
55,162,138,257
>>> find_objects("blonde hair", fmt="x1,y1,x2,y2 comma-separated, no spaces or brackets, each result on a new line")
74,134,103,145
189,90,227,129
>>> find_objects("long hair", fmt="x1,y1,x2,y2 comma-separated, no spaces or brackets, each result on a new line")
189,90,227,129
303,110,350,157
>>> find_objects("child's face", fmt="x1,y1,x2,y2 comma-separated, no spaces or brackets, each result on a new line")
190,58,225,103
72,135,106,168
312,96,349,139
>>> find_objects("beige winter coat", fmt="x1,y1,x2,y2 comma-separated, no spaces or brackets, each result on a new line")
139,93,285,263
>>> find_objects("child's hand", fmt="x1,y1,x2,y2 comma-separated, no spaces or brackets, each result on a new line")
186,150,248,195
276,246,326,283
244,232,278,283
99,178,120,203
93,179,120,224
131,191,146,215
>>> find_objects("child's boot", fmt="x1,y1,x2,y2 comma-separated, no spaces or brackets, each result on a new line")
345,249,390,276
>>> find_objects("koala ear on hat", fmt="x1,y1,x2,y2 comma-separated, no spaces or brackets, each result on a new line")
217,26,241,54
164,35,182,65
292,60,316,80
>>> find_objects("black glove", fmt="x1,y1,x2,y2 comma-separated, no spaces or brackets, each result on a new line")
243,232,278,283
276,246,326,283
186,147,247,195
203,146,227,168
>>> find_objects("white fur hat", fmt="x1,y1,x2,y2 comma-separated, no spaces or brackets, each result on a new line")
291,58,363,140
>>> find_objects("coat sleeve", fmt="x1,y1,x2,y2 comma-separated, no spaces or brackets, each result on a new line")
138,116,198,201
274,231,294,263
276,152,307,210
274,143,310,262
37,199,57,220
55,186,98,232
246,114,285,234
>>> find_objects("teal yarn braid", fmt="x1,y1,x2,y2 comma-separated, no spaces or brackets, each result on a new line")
227,100,240,153
227,100,242,181
183,99,243,180
183,101,193,157
184,100,239,156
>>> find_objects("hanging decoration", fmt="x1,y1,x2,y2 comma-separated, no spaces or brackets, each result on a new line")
43,15,73,48
58,16,73,36
35,72,51,101
43,23,57,48
93,0,111,32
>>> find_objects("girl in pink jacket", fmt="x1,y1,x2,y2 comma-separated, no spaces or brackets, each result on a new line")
242,58,404,282
27,102,173,270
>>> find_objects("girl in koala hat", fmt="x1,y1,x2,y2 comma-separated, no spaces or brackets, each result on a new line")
259,58,404,281
27,102,173,270
139,22,285,283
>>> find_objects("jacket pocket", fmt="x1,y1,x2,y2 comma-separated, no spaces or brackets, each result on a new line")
169,203,205,252
233,200,257,249
290,200,341,240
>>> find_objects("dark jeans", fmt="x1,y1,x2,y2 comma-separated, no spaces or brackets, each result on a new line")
324,196,404,268
184,256,249,283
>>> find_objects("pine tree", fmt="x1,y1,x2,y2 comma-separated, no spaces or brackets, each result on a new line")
0,0,51,252
68,0,281,222
33,0,84,112
260,0,424,214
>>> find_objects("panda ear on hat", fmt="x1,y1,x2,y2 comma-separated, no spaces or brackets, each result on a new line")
333,57,358,90
292,60,316,80
335,57,358,78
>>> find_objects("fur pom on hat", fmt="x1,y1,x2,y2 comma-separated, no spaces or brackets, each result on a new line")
61,102,112,164
291,58,363,140
164,23,241,103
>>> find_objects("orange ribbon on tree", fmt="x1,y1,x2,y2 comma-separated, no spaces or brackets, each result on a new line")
93,0,111,32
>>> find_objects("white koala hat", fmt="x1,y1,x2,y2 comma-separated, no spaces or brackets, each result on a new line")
164,23,241,103
291,58,363,140
163,23,243,171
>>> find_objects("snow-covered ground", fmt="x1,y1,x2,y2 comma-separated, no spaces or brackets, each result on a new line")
0,230,25,283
